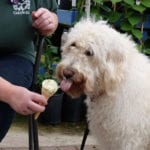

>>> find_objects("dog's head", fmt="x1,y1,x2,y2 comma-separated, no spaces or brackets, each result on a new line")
56,18,136,98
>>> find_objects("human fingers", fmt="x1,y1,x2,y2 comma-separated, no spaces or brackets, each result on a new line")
21,106,34,115
29,100,46,113
32,8,47,18
36,16,58,36
31,93,47,105
31,11,37,21
32,8,49,26
34,14,50,30
28,93,47,112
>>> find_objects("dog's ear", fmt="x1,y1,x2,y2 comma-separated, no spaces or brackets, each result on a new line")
104,50,125,96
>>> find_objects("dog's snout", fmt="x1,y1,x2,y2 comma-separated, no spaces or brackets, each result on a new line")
63,68,75,79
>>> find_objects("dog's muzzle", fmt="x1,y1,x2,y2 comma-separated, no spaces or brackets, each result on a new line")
58,66,86,94
59,67,75,92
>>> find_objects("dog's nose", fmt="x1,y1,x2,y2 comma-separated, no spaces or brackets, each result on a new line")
63,68,75,79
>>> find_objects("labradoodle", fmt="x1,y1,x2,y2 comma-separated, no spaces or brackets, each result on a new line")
56,18,150,150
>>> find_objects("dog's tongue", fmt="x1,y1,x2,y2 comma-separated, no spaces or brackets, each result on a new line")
60,79,73,92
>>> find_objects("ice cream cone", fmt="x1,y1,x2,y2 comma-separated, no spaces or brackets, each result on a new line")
34,79,58,120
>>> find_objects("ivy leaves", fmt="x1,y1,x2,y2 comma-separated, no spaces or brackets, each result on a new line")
77,0,150,54
85,0,150,54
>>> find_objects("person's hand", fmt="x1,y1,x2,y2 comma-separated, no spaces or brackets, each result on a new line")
8,85,47,115
32,8,58,36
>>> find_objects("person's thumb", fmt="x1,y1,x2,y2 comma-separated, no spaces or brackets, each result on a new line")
31,11,37,21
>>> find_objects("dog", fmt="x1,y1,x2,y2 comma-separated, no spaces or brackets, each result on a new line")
56,18,150,150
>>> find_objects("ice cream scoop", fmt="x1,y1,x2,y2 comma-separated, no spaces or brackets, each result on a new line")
34,79,58,120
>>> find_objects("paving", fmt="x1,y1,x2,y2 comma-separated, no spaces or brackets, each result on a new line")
0,145,97,150
0,115,98,150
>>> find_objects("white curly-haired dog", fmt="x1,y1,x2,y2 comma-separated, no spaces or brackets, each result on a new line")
56,18,150,150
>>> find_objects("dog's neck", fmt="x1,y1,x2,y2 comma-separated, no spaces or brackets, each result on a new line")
89,90,105,101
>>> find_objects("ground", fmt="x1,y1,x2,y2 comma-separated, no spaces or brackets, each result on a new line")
0,114,98,150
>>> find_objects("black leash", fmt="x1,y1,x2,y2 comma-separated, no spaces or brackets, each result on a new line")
80,123,89,150
28,35,89,150
28,36,45,150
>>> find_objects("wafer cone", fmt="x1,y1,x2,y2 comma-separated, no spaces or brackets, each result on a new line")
34,79,58,120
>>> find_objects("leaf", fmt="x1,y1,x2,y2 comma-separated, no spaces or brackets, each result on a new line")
108,12,122,23
111,0,122,4
143,48,150,55
51,45,58,54
124,11,134,19
136,44,142,52
123,0,134,6
120,22,132,31
91,8,103,19
131,29,143,39
93,0,103,4
77,0,85,8
100,4,112,12
141,0,150,8
128,15,142,26
131,5,146,13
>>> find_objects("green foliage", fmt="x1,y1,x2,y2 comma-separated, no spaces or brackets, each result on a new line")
36,37,60,87
77,0,150,55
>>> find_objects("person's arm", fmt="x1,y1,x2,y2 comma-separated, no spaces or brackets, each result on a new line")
32,8,58,36
0,77,47,115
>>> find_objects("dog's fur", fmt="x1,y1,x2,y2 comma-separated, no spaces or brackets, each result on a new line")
56,18,150,150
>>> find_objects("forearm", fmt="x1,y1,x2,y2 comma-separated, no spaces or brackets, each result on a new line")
0,77,15,104
0,77,47,115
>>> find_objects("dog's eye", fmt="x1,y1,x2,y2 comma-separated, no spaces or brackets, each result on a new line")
70,42,76,47
84,50,94,56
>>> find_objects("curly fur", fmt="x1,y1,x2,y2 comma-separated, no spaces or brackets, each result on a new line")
56,18,150,150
